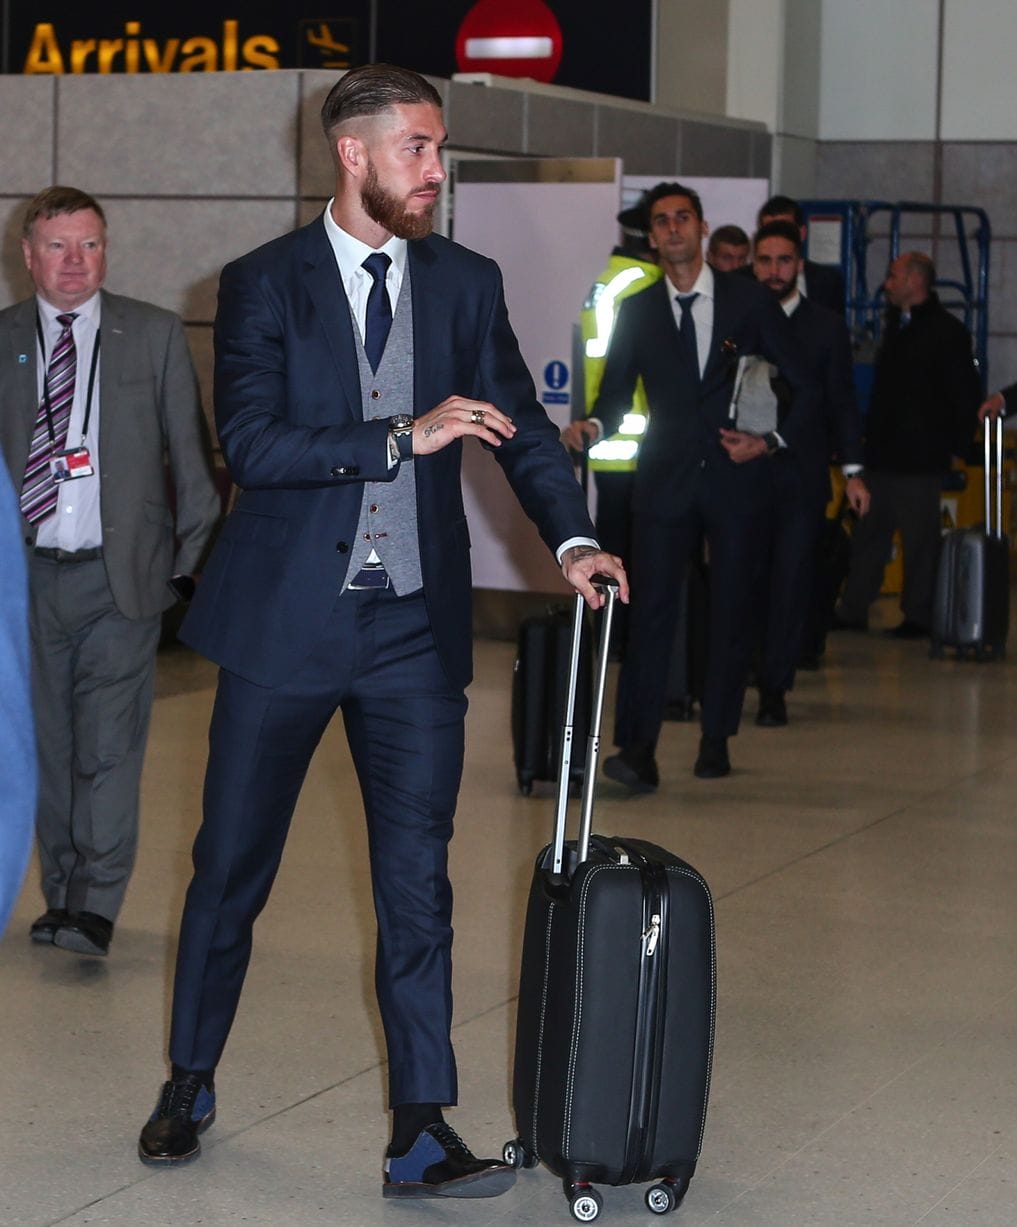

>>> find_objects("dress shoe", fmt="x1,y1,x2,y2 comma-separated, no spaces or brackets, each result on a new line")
383,1122,516,1199
829,612,868,632
138,1074,216,1165
30,908,70,944
884,619,929,640
694,735,730,779
756,690,788,727
603,745,659,794
53,911,113,957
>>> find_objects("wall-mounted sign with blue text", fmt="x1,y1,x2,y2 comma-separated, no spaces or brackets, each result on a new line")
542,359,569,406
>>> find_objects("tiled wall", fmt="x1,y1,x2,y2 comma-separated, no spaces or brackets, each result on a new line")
0,69,769,442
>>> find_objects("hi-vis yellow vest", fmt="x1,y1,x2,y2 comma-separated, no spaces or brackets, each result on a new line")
581,253,661,472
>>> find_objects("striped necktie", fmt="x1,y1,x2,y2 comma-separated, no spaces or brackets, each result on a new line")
20,312,78,525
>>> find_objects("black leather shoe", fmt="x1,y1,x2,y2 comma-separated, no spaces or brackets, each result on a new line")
884,620,929,640
30,908,70,944
603,745,659,794
756,690,788,727
53,911,113,957
694,735,730,778
383,1122,516,1199
138,1075,217,1165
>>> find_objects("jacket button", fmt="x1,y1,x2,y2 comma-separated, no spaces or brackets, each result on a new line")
369,503,379,513
336,541,348,553
330,467,341,477
371,389,381,400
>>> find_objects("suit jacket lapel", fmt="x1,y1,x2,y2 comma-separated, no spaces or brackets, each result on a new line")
702,272,730,385
300,222,363,419
98,290,126,451
2,300,43,475
408,238,441,417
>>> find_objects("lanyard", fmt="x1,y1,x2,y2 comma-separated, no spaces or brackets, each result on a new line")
35,313,101,445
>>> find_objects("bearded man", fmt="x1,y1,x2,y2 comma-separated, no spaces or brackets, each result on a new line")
137,63,627,1196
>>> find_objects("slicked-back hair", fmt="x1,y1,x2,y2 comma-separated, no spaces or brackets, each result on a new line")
708,224,750,253
758,194,804,228
321,63,442,146
644,181,704,224
23,186,106,239
753,219,802,255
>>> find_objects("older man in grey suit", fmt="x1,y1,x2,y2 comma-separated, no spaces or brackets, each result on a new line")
0,186,220,956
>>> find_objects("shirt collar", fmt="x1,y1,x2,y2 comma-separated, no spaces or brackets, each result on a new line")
36,291,101,326
782,290,802,317
665,260,714,301
322,200,407,283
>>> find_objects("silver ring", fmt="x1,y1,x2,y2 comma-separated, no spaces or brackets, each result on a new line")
470,408,486,425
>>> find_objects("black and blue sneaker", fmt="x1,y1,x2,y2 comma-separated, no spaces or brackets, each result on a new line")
138,1074,216,1165
383,1122,516,1199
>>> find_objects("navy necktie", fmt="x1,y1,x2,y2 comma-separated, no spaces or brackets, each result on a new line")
362,252,392,373
676,292,700,380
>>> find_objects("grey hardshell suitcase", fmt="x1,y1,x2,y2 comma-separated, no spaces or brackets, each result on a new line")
506,584,716,1222
931,417,1009,661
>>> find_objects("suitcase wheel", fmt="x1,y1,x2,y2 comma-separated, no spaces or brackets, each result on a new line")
517,775,534,796
645,1177,686,1214
567,1183,603,1222
502,1138,539,1169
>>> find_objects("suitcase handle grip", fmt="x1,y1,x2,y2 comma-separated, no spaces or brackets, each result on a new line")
550,585,618,875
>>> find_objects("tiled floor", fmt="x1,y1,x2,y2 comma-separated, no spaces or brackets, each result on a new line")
3,599,1017,1227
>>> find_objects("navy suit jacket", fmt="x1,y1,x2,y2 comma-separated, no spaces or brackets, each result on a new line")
803,260,845,315
778,297,864,502
593,270,822,520
181,219,594,691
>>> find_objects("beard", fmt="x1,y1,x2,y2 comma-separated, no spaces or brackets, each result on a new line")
763,275,796,302
361,160,438,240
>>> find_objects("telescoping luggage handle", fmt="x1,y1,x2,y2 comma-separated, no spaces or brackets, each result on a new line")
984,414,1005,540
551,579,619,875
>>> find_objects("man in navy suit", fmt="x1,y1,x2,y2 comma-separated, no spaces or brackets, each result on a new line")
564,183,820,782
751,221,869,725
757,195,846,315
138,64,627,1197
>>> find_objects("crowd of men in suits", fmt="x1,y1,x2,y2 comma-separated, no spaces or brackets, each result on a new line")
566,186,982,788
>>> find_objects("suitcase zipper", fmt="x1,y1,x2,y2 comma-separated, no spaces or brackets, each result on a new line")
622,863,669,1184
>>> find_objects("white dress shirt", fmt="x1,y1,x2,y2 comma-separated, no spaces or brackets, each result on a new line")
665,261,715,376
34,292,102,551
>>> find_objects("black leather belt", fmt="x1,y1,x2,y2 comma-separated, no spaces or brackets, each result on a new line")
34,546,103,563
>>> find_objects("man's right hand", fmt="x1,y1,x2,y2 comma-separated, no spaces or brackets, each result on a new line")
560,419,599,454
412,396,516,456
978,391,1006,422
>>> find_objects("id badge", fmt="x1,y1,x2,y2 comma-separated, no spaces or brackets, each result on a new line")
51,447,94,482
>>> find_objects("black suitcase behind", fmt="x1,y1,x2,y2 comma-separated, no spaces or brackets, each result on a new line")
512,608,593,795
931,418,1010,662
506,586,716,1222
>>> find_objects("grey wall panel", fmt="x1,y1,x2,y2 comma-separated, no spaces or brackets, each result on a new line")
596,107,678,175
525,94,595,157
56,72,301,198
815,142,936,203
941,144,1017,239
446,80,525,153
0,198,34,308
751,130,774,182
101,198,297,321
299,70,342,201
774,135,816,198
184,324,216,445
680,120,754,177
0,78,55,194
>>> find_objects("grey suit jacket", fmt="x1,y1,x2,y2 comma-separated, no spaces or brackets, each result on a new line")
0,289,220,620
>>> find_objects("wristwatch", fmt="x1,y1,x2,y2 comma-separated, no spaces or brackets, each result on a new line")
387,414,414,462
846,469,866,481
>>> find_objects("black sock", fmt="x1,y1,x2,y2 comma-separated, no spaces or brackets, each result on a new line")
388,1103,445,1155
171,1063,215,1091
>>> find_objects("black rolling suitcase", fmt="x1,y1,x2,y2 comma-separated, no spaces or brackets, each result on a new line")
930,417,1010,662
512,607,593,795
506,584,716,1222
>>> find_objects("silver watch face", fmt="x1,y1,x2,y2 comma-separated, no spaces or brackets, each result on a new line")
390,415,413,432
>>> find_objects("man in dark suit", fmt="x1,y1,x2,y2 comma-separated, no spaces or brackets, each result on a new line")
564,182,820,782
750,221,869,726
758,195,845,314
137,65,627,1197
0,187,220,957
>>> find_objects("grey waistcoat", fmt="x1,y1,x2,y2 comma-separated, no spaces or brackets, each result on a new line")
344,266,422,595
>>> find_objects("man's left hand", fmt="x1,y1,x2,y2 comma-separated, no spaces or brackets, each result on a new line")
845,475,870,516
561,546,630,610
719,428,768,463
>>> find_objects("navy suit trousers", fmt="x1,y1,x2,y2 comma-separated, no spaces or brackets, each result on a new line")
169,586,467,1107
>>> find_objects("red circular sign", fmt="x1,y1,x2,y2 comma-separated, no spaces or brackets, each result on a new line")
456,0,563,84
